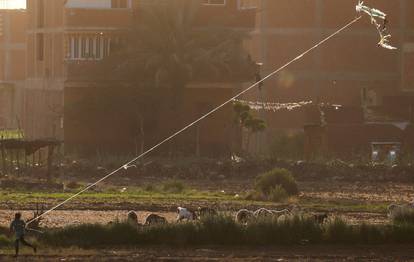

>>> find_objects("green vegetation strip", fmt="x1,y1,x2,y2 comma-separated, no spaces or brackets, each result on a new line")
0,190,239,202
0,191,391,213
3,216,414,248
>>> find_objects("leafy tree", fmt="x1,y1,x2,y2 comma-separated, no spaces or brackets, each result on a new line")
232,102,266,154
111,0,257,155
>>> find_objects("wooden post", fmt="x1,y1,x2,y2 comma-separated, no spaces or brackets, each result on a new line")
47,145,55,182
32,151,36,168
38,149,42,167
8,149,13,175
16,149,21,175
1,143,5,176
24,149,28,171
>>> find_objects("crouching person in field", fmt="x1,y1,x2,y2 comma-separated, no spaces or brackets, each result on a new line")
10,213,37,257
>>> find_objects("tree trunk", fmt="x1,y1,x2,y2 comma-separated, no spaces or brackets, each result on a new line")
140,115,145,156
196,124,200,157
47,145,55,182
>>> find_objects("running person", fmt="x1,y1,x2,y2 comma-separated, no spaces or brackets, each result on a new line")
10,213,37,257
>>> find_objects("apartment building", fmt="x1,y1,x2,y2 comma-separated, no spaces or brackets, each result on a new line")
248,0,413,106
25,0,257,155
238,0,414,155
0,2,26,130
25,0,135,140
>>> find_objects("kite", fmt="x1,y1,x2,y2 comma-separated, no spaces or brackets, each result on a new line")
356,1,397,50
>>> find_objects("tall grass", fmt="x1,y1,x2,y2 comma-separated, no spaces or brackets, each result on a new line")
392,208,414,225
0,234,12,246
39,215,414,248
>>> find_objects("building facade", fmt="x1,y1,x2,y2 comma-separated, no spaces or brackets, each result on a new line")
25,0,257,155
241,0,414,154
0,7,26,131
248,0,414,104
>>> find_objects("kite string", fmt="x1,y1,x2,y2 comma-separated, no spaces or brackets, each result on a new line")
26,16,362,225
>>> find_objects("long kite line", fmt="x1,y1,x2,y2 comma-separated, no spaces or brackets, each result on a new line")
26,16,362,225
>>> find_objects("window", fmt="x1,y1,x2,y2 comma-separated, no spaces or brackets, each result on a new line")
238,0,257,9
37,33,44,61
66,34,111,60
111,0,128,8
202,0,226,6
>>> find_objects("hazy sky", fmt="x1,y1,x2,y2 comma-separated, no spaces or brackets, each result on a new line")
0,0,26,9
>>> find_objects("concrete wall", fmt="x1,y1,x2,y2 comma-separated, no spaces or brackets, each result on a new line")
64,83,236,156
0,10,26,129
25,0,65,139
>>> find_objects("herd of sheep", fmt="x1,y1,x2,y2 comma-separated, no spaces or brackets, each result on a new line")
124,202,414,227
125,206,329,226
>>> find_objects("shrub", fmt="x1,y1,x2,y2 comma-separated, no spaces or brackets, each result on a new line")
255,168,298,196
65,181,81,190
143,183,157,192
162,180,185,193
269,185,289,202
198,215,243,245
324,217,355,244
0,234,12,246
270,131,304,160
392,207,414,225
42,223,140,248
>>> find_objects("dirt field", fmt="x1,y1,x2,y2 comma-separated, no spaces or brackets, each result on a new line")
1,180,409,227
0,209,389,228
2,245,414,261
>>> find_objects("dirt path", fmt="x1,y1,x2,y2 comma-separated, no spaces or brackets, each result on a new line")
0,209,389,228
1,245,414,261
0,210,178,228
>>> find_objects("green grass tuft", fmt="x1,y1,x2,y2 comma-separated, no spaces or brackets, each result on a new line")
161,180,186,194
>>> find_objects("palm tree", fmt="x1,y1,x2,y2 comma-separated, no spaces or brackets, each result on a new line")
111,0,257,155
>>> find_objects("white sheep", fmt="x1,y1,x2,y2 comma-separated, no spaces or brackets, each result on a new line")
253,208,274,218
253,208,292,221
177,207,196,221
270,208,291,217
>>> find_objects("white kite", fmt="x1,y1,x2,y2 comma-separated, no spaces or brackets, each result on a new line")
356,1,387,22
378,33,397,50
356,1,397,50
